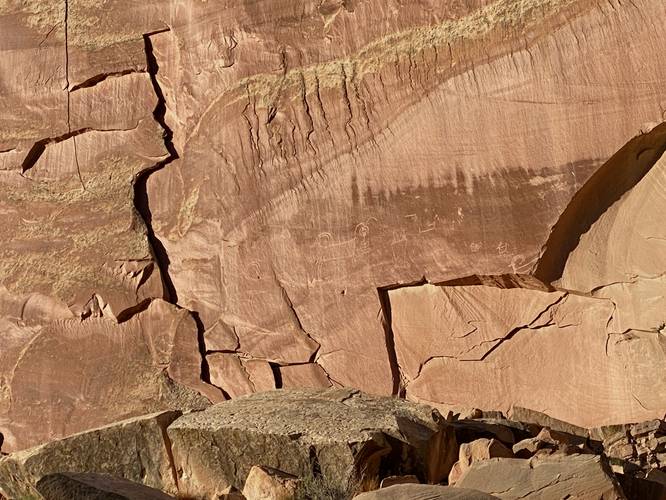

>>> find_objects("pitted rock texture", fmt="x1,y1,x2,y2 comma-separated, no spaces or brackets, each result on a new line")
1,0,666,455
166,388,450,497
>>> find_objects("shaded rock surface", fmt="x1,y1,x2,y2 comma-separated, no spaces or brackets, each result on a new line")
354,484,498,499
1,392,665,498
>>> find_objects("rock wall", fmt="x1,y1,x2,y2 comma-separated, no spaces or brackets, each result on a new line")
1,0,665,452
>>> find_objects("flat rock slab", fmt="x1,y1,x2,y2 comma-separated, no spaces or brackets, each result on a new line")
36,472,176,500
0,411,180,499
455,454,625,499
167,388,449,498
0,299,214,452
354,484,498,499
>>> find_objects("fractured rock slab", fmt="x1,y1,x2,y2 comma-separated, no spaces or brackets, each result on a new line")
354,484,499,499
454,454,625,499
145,0,666,396
0,300,213,452
396,288,666,428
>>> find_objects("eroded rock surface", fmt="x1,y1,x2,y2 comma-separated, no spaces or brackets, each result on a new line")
2,0,666,473
454,455,626,499
167,388,450,498
35,473,176,500
0,411,180,499
0,300,212,452
354,484,499,499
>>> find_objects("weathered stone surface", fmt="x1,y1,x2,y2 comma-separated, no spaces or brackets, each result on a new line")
455,454,626,499
0,300,212,452
144,0,666,397
2,0,666,474
279,363,333,389
35,472,176,500
449,439,513,485
396,288,666,428
0,412,180,499
242,466,299,500
167,389,448,498
354,484,498,500
379,475,419,488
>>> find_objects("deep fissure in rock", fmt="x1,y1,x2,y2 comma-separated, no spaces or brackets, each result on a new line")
134,32,218,393
135,32,179,304
377,286,406,397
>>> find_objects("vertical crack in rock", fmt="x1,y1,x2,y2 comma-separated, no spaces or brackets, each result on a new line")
377,287,403,397
134,31,218,395
63,0,85,190
269,363,283,389
136,31,179,304
273,272,322,362
534,122,666,284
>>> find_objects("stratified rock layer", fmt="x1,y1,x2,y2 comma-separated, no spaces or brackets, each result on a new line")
145,0,666,396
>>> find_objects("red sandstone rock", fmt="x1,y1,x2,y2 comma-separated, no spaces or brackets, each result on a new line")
1,0,666,459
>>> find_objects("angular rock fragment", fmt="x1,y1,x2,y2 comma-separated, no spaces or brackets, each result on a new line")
0,412,180,499
278,363,333,389
167,389,450,498
35,472,176,500
454,455,625,499
242,466,299,500
354,484,498,499
448,439,513,485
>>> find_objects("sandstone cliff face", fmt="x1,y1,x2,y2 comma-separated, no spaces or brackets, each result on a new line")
1,0,666,453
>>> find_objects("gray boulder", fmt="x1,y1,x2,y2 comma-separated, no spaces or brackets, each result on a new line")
167,389,455,498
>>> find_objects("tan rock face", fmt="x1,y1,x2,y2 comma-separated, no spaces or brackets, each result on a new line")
2,0,666,456
145,0,666,396
35,473,176,500
454,454,626,499
354,484,499,500
448,439,513,485
395,288,666,428
0,411,181,499
0,300,211,452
